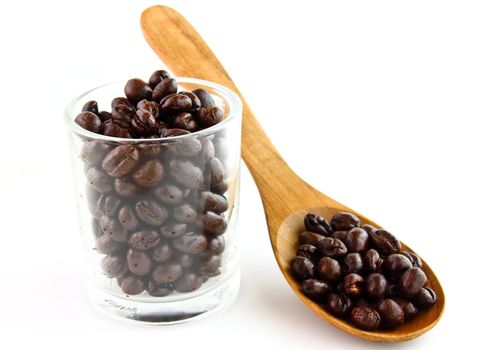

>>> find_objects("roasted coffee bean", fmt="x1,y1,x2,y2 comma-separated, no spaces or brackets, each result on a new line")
131,109,157,136
152,241,173,262
118,206,139,231
95,194,121,219
199,191,228,213
290,256,314,281
129,230,160,250
385,254,413,273
361,224,377,234
401,251,423,268
344,253,364,274
179,254,195,270
92,219,104,238
81,140,111,166
101,255,127,278
343,273,365,297
192,88,215,108
302,279,330,301
101,145,140,177
152,78,177,102
331,231,348,241
179,91,201,112
125,78,152,103
82,100,99,114
96,235,124,255
149,70,171,88
350,307,381,330
210,158,224,187
75,111,101,133
174,204,198,223
161,93,192,114
111,97,134,109
304,213,332,236
399,267,427,298
169,137,202,158
173,232,208,254
331,212,360,231
344,227,369,253
135,199,169,226
296,244,318,261
318,237,347,258
354,298,373,308
299,231,325,248
160,222,188,239
195,106,224,128
120,274,145,295
376,299,405,329
114,177,142,198
152,262,183,283
154,183,184,204
99,215,128,242
364,249,382,273
211,181,228,195
102,119,132,138
127,249,152,276
169,159,204,189
316,257,341,283
203,236,225,257
365,273,388,300
369,230,401,256
147,280,173,297
159,127,190,138
174,273,203,292
200,138,215,163
98,111,112,122
199,211,227,235
172,112,199,132
201,255,222,277
112,104,135,125
137,99,160,118
391,297,418,320
132,159,164,188
414,287,437,308
86,167,113,193
326,293,352,316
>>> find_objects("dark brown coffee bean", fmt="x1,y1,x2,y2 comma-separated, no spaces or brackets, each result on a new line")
98,111,112,122
199,211,227,235
362,224,377,234
174,273,203,293
376,299,405,329
350,307,381,330
111,105,135,126
172,112,199,132
147,280,173,297
192,88,216,108
114,177,142,198
159,127,190,138
174,204,198,223
343,273,365,297
101,145,140,177
203,236,225,257
125,78,152,103
82,100,99,114
211,181,228,195
326,293,352,316
291,256,314,281
99,215,128,242
299,231,325,248
344,227,369,253
95,194,122,218
304,213,332,236
316,257,341,283
344,253,364,273
210,158,224,187
132,159,164,188
173,232,208,254
319,237,348,257
149,70,171,88
75,111,101,133
296,244,318,261
199,191,228,214
111,97,134,110
92,219,104,238
365,273,388,300
200,138,215,163
135,199,169,226
169,159,204,189
385,254,413,273
81,141,111,166
127,249,152,276
401,251,423,268
391,297,418,320
201,255,222,277
129,230,160,250
399,267,427,298
364,249,383,273
87,167,113,193
131,109,157,136
179,91,201,112
414,287,437,308
161,93,192,114
331,212,360,231
160,222,188,239
120,274,145,295
195,106,224,128
169,137,202,158
302,279,330,300
137,99,160,118
330,231,348,241
96,235,124,255
102,119,132,138
118,206,139,231
154,183,185,204
152,262,183,283
101,255,127,278
152,241,173,263
369,230,402,256
152,78,177,102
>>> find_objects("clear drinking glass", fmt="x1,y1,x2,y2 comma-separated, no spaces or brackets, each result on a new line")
64,78,242,324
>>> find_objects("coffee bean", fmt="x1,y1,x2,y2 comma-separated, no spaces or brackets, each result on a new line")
376,299,405,329
87,167,113,193
111,97,134,110
82,100,99,114
135,199,169,226
152,241,173,263
296,244,318,261
173,232,208,254
169,159,204,189
316,257,341,283
114,177,142,198
299,231,325,247
174,204,198,223
120,274,145,295
200,138,215,163
199,211,227,235
344,227,369,253
98,111,112,122
385,253,413,273
174,273,203,293
369,230,401,256
129,230,160,250
199,191,228,214
179,91,201,112
291,256,314,281
102,119,132,138
137,99,160,118
362,224,377,235
81,141,111,166
331,212,360,231
152,78,177,102
172,112,199,132
99,215,128,242
161,93,192,114
399,267,427,298
169,137,202,157
192,88,215,108
118,206,139,231
365,273,388,300
414,287,437,308
179,254,195,270
147,280,173,297
210,158,224,187
344,253,364,274
326,293,353,316
96,235,124,255
401,251,423,268
75,112,101,133
92,219,104,238
101,145,140,177
195,106,224,128
152,262,183,283
125,78,152,103
127,249,152,276
95,194,121,218
101,255,127,278
304,213,332,236
391,297,418,320
330,231,348,241
132,159,164,188
201,255,222,277
319,237,347,257
160,222,188,239
131,109,157,136
364,249,383,273
350,307,381,330
343,273,365,297
203,236,225,257
149,70,171,88
302,279,330,300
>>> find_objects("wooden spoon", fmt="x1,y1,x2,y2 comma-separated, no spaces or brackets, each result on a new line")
141,5,444,342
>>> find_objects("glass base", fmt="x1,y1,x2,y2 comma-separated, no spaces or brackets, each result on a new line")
87,269,240,325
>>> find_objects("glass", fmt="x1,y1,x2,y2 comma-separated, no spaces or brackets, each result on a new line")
64,78,242,324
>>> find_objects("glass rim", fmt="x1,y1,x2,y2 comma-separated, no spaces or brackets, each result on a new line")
64,77,242,143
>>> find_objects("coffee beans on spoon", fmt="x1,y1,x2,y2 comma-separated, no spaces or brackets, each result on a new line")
290,212,437,331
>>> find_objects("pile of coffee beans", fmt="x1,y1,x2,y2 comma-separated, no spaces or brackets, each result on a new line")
76,70,231,297
290,212,437,331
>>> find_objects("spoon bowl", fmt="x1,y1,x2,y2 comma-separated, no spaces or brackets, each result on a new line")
141,5,444,341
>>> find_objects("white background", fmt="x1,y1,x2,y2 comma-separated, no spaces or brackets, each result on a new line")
0,0,501,348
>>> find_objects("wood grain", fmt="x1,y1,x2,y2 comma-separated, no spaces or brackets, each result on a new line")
141,5,445,341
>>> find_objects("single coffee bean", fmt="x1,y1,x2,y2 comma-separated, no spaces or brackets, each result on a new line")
172,112,199,132
316,257,341,283
354,298,373,308
154,183,184,204
118,206,139,231
75,111,102,133
301,279,330,301
152,262,183,283
203,235,225,257
369,229,402,256
344,253,364,274
350,307,382,331
385,253,413,273
152,241,173,262
364,249,383,273
169,137,202,157
343,273,365,297
101,145,140,177
361,224,377,234
114,177,142,198
365,273,388,300
376,299,405,329
195,106,224,128
101,255,127,278
147,280,173,297
319,237,347,257
199,211,227,235
211,181,228,195
91,219,104,238
174,273,203,293
199,138,215,163
201,255,222,277
135,199,169,226
82,100,99,114
179,254,195,270
326,293,352,316
192,88,215,108
160,222,188,239
125,78,152,103
169,159,204,189
296,244,318,261
81,140,111,166
120,274,145,295
401,251,423,268
344,227,369,253
132,159,164,188
210,158,224,187
152,78,177,102
414,287,437,308
173,232,208,254
112,104,135,125
331,212,360,231
131,109,157,136
129,230,160,250
174,204,198,223
399,267,427,298
299,231,325,248
331,231,348,241
95,235,124,255
127,249,152,276
290,256,314,281
111,97,134,110
161,93,192,114
99,215,128,242
137,99,160,118
179,91,201,112
86,167,113,193
149,70,171,88
98,111,112,122
94,194,122,219
391,297,418,320
102,119,132,138
199,191,228,214
304,213,332,236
